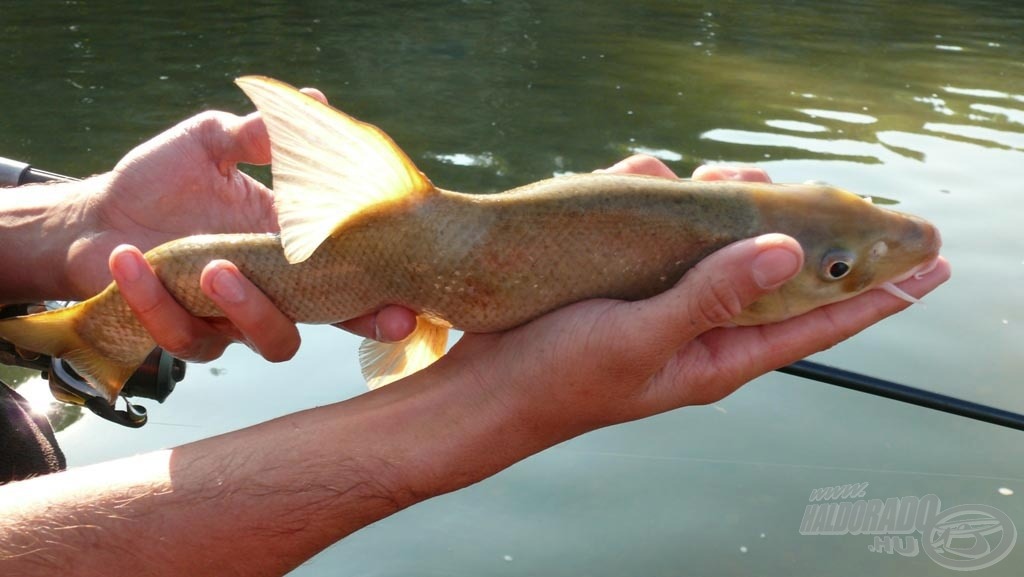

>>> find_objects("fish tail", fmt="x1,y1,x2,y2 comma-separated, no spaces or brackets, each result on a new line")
0,303,144,403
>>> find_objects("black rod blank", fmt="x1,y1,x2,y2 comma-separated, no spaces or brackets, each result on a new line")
778,360,1024,432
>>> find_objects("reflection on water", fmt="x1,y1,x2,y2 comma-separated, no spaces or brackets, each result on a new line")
2,1,1023,575
0,365,85,433
925,122,1024,150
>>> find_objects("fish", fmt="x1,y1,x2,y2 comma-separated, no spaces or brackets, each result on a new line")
0,76,942,405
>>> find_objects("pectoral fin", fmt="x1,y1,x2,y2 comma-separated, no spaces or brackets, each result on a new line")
358,316,449,390
234,76,436,264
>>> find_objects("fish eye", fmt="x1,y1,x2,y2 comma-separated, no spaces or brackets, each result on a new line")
828,261,851,279
821,251,855,281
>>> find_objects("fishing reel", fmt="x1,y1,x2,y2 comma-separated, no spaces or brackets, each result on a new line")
0,303,186,427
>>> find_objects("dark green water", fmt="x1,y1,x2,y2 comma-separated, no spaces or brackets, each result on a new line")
3,1,1024,575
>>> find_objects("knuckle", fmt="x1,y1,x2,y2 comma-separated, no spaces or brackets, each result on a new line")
689,277,744,328
117,277,163,318
126,291,162,317
189,110,232,132
186,111,237,152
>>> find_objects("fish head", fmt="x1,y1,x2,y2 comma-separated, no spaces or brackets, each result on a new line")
734,184,942,325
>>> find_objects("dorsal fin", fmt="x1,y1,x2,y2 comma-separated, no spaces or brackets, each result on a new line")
235,76,435,264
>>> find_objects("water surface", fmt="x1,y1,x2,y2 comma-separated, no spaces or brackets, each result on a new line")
3,1,1023,575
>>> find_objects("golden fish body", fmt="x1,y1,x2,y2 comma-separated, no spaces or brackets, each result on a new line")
0,77,941,403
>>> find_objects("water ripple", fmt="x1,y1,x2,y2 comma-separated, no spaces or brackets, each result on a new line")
764,119,829,133
627,145,683,162
701,128,891,163
924,123,1024,150
798,108,878,125
423,151,496,168
943,86,1024,103
970,104,1024,125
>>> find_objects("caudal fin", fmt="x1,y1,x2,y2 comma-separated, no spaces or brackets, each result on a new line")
0,305,141,403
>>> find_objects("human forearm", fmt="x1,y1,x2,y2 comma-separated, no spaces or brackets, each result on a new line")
0,217,950,575
0,176,106,302
0,362,558,577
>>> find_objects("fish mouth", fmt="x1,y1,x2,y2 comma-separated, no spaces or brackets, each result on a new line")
877,256,939,304
875,222,942,304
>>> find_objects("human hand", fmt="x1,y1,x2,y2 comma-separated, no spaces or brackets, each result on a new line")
434,155,949,437
79,90,414,362
67,111,276,298
110,243,418,362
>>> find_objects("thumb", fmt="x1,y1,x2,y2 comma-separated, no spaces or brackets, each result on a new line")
221,111,271,167
614,234,804,368
219,87,326,168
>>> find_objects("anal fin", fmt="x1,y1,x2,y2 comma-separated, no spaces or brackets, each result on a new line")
359,316,449,390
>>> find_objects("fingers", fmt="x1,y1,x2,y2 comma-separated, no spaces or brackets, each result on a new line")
336,306,418,342
718,257,952,378
111,245,302,363
110,245,232,362
222,112,272,167
692,165,772,183
212,86,327,171
199,261,301,362
601,155,679,178
599,155,771,184
613,234,804,371
664,257,951,406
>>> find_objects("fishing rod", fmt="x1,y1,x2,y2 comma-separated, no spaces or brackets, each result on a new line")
0,155,78,186
1,156,1019,432
779,361,1024,432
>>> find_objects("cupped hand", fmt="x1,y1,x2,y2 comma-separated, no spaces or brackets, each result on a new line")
92,89,412,363
69,110,275,298
435,155,950,435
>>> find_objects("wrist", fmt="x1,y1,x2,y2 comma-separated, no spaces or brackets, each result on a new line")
0,176,106,302
355,357,574,506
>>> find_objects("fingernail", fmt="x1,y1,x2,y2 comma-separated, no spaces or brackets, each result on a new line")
211,268,245,303
752,247,801,289
114,250,142,283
